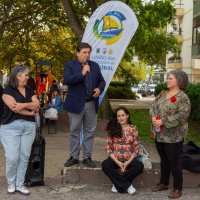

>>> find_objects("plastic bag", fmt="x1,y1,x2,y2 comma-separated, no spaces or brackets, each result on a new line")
44,107,58,120
139,144,152,170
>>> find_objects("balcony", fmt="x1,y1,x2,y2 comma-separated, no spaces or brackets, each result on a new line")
176,8,184,18
169,30,183,43
192,59,200,69
167,56,182,70
175,35,183,43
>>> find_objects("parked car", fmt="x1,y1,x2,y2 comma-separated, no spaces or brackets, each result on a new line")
131,86,143,99
131,85,140,93
147,84,156,96
138,85,149,97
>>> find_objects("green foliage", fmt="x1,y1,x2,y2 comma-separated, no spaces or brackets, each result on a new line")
185,120,200,146
114,60,146,85
0,0,76,76
110,81,128,87
107,85,136,99
154,82,167,96
129,109,200,145
186,83,200,123
127,0,179,67
0,0,179,82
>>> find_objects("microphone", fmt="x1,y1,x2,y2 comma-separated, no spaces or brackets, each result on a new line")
85,59,90,73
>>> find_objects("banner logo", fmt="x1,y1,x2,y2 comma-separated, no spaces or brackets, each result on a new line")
93,11,126,45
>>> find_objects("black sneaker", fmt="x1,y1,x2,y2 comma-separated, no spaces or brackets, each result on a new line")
64,157,79,167
82,157,96,168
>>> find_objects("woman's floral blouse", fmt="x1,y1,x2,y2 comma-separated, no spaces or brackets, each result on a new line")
105,125,139,162
149,90,191,143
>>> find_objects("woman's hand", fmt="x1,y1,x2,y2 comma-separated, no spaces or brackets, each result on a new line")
11,102,25,113
122,161,130,172
116,160,124,172
152,117,156,124
29,111,36,116
153,119,163,128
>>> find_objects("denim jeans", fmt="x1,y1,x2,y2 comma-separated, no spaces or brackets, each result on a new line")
0,119,36,187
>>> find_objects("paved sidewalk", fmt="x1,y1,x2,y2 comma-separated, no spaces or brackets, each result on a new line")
0,119,159,178
0,98,199,199
109,97,155,109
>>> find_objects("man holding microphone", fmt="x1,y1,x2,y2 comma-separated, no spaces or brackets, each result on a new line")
63,42,105,168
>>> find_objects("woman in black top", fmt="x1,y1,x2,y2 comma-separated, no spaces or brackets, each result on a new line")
0,65,40,196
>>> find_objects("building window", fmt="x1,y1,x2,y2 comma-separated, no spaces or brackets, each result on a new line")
197,27,200,43
193,27,197,44
192,26,200,44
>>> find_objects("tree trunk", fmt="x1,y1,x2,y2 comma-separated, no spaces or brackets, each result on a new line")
0,2,12,40
148,65,154,85
98,94,113,120
60,0,84,40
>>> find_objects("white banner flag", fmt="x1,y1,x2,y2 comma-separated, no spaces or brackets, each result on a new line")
82,0,138,103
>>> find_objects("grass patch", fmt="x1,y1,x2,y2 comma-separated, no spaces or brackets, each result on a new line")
129,109,153,143
129,109,200,146
185,120,200,146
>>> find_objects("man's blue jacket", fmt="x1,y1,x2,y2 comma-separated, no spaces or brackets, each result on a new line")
63,59,105,114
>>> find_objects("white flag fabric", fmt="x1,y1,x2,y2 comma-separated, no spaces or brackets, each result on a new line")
82,1,139,104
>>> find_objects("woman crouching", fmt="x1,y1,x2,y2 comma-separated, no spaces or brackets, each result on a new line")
102,106,144,195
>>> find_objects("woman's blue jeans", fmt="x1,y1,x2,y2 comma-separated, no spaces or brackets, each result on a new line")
0,120,36,187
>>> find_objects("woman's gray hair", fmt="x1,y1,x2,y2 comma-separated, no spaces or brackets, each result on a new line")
8,65,30,88
167,70,189,90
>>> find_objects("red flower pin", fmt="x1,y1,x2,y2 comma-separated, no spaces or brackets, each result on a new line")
170,96,176,103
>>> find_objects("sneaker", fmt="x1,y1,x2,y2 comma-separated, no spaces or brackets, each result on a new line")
7,184,15,194
82,157,96,168
16,186,30,196
127,185,136,195
168,189,182,198
111,185,118,193
64,157,79,167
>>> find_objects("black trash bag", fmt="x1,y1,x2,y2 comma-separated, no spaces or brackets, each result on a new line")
181,141,200,173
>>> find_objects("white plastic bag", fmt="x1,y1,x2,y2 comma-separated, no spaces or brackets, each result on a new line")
44,107,58,120
139,144,152,170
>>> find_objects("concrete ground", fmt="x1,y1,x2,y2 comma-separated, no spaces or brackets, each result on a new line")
0,98,200,199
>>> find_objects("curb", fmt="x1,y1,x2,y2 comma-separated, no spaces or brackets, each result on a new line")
62,162,200,188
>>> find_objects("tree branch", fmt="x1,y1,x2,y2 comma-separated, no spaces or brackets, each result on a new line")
60,0,84,40
0,3,12,40
85,0,97,13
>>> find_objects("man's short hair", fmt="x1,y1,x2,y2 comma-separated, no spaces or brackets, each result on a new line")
76,42,92,52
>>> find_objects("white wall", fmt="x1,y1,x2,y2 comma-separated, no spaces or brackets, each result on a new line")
166,0,193,81
181,0,193,78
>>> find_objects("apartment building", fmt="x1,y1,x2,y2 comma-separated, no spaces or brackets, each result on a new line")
166,0,198,82
192,0,200,82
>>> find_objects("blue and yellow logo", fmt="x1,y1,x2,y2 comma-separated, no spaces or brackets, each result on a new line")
93,11,126,45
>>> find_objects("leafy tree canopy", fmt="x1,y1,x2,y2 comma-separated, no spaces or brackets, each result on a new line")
0,0,178,82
